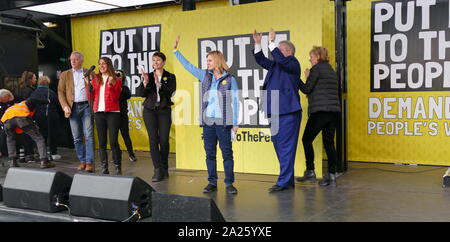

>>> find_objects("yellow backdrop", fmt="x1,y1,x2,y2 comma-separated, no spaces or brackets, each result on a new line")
323,0,450,166
71,0,325,176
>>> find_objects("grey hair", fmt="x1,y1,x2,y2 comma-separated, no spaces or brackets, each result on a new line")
279,40,296,56
70,51,84,61
0,89,14,102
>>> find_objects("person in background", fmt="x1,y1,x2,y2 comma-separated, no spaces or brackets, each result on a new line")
18,71,38,163
18,71,37,101
58,51,95,172
0,89,22,166
0,89,55,169
296,46,341,187
86,57,122,175
137,52,176,182
0,90,15,159
115,70,137,163
253,29,302,193
173,36,239,194
30,75,61,160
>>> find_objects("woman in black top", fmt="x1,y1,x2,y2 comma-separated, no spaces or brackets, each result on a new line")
296,46,341,187
137,52,176,182
116,70,137,162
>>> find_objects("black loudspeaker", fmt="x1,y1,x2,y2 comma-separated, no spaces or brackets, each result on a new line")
2,168,72,212
69,173,155,221
152,192,226,222
230,0,269,5
182,0,195,11
0,184,3,202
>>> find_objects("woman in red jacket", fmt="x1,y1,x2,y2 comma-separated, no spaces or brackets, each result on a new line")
86,57,122,175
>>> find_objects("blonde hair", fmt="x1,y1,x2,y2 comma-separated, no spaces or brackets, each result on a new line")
207,51,230,73
38,76,51,86
310,46,329,62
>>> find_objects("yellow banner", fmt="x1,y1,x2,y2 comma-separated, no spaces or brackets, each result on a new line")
71,0,325,175
322,0,450,166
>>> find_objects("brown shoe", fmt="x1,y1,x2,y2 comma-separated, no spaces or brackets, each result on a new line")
85,163,94,173
77,162,86,171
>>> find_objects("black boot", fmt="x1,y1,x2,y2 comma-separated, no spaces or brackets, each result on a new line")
101,160,109,174
152,168,163,182
114,164,122,175
319,173,337,187
296,170,317,182
162,167,169,179
128,152,137,162
165,169,169,178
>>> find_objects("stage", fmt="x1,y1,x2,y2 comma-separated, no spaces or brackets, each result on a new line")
1,148,450,222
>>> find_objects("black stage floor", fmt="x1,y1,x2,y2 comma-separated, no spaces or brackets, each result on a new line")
1,148,450,222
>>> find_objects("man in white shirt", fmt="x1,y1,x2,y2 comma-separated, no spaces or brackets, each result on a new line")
58,51,95,172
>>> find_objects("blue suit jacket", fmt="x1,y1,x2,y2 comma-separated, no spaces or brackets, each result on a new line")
254,47,301,116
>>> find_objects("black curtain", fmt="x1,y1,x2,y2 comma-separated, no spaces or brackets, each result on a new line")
0,26,38,93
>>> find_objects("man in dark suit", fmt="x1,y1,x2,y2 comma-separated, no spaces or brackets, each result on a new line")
253,29,302,192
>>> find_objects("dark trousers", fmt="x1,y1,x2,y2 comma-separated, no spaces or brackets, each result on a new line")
94,112,121,165
302,111,339,174
143,107,171,172
0,129,23,158
119,112,134,155
4,118,47,161
270,111,302,187
34,113,59,154
203,124,234,186
22,133,36,157
0,128,8,157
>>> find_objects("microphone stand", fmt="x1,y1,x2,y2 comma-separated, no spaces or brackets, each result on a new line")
46,86,52,162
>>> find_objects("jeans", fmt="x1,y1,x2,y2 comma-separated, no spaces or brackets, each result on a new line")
203,123,234,186
69,103,94,164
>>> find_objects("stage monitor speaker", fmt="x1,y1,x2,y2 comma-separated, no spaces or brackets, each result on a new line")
182,0,195,11
152,192,226,222
2,168,72,212
69,173,155,221
229,0,269,5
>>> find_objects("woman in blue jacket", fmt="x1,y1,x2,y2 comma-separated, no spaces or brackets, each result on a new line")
173,36,239,195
